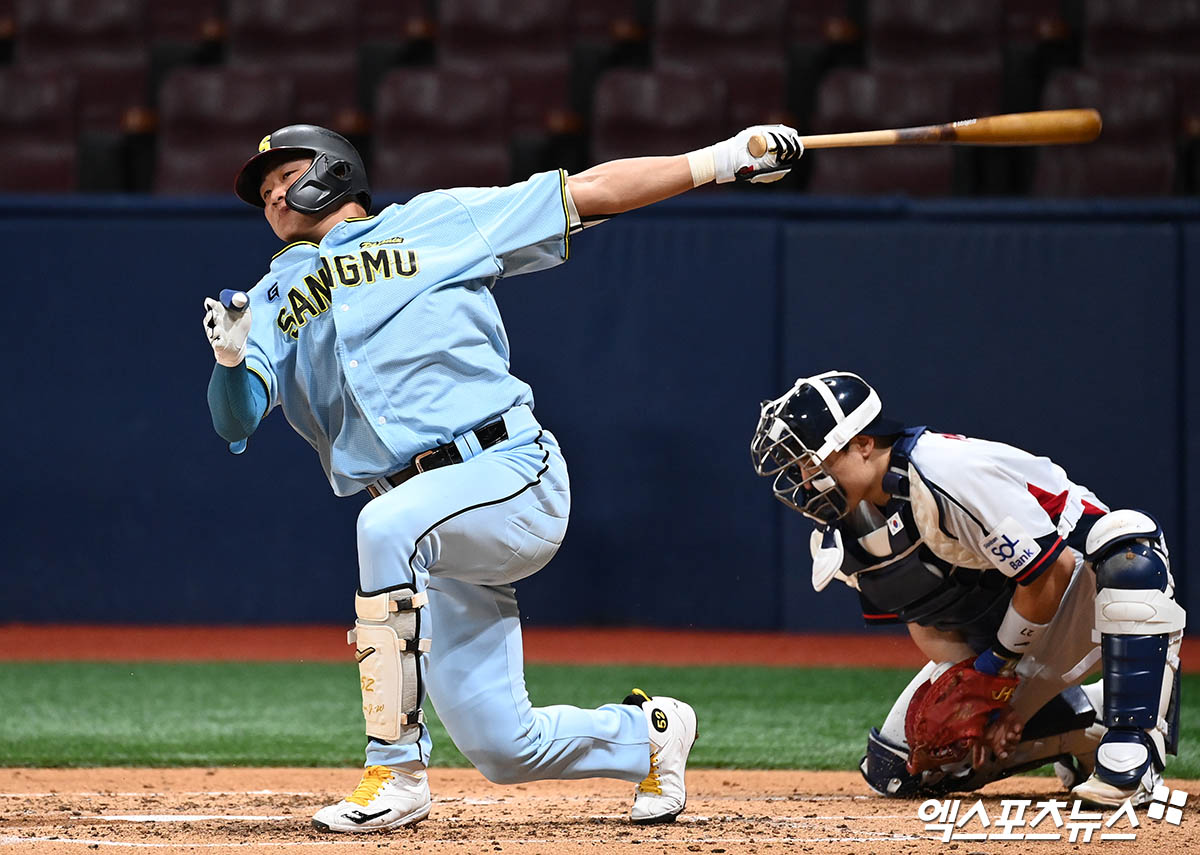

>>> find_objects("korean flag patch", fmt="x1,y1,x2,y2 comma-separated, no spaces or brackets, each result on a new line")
886,512,904,535
980,516,1042,576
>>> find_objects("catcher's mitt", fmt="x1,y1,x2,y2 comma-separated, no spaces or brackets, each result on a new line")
904,658,1019,774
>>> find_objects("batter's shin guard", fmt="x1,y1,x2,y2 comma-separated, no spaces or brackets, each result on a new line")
349,586,431,746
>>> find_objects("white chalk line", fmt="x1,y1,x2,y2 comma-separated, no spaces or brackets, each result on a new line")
0,791,874,803
92,816,294,823
69,812,908,824
0,833,928,849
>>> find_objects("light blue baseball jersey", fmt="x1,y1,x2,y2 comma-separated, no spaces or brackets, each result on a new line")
239,170,572,496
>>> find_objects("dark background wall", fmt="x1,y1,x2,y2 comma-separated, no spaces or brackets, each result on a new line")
2,195,1196,631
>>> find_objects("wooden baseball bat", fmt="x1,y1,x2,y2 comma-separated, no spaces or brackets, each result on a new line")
747,109,1102,157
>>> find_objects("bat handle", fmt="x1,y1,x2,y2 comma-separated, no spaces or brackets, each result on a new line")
747,134,769,158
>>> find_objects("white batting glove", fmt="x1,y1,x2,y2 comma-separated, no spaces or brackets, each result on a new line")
687,124,804,185
203,291,251,367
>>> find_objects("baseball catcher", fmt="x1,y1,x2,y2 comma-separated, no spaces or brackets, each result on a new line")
203,123,802,832
751,371,1185,805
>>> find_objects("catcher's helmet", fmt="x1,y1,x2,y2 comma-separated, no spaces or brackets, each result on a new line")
234,124,371,217
750,371,903,522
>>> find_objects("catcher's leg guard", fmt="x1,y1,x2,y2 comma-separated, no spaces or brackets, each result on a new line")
1076,511,1186,802
350,587,431,745
861,728,927,797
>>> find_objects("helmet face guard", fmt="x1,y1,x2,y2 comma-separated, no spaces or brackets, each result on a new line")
750,396,850,523
750,371,889,523
285,151,359,215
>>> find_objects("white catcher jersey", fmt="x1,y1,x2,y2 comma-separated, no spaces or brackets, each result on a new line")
907,431,1108,585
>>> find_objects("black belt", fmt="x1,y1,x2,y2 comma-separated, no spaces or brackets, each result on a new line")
366,416,509,498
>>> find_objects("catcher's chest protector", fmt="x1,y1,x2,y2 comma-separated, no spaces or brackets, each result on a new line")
834,428,1012,634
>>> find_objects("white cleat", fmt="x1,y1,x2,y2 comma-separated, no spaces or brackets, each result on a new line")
1071,737,1162,807
1072,765,1163,807
312,765,431,832
626,689,698,824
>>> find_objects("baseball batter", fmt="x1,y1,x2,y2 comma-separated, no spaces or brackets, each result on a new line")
203,124,803,832
750,371,1185,806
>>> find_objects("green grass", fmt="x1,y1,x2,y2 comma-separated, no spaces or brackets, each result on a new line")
1,663,1196,777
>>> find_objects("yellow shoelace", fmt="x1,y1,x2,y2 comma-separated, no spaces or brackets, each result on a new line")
637,752,663,795
347,765,395,807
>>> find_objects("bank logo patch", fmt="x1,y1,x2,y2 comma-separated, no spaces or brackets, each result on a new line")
980,516,1041,575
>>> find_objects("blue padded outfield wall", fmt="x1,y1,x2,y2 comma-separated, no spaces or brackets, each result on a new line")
2,194,1197,632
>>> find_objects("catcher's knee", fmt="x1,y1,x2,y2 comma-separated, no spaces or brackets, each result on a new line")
861,728,924,797
350,587,431,745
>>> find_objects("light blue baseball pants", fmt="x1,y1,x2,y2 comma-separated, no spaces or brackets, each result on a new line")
355,405,651,783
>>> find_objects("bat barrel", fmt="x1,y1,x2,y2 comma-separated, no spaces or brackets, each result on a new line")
949,109,1102,145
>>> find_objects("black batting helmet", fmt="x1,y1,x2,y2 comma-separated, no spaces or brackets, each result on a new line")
234,124,371,217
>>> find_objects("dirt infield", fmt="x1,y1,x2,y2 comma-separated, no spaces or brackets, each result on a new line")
2,625,1197,671
1,768,1195,854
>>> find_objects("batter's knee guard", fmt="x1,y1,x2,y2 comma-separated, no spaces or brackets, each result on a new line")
1087,510,1186,786
349,587,431,745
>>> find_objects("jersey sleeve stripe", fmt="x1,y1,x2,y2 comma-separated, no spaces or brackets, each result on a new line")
1014,535,1064,584
558,169,571,261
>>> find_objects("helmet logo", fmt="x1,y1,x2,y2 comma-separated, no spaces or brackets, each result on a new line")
258,134,272,152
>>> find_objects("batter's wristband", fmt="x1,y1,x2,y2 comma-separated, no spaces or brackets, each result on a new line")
685,148,716,186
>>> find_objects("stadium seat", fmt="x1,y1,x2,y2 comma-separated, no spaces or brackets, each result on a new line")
787,0,863,49
572,0,649,47
866,0,1005,71
372,68,511,192
438,0,573,134
590,68,726,165
655,0,787,63
654,0,791,129
149,0,224,52
0,0,13,60
866,0,1006,118
148,0,225,84
357,0,435,110
225,0,362,135
0,67,77,191
155,67,295,196
569,0,652,121
806,68,957,195
15,0,145,61
15,0,150,133
1002,0,1072,45
1083,0,1200,70
1033,69,1177,196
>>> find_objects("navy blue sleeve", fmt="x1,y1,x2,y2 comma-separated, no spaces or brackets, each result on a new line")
207,363,268,442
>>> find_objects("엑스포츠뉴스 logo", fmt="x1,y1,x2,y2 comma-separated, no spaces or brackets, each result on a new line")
1148,785,1189,825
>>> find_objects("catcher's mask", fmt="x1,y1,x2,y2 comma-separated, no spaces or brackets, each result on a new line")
750,371,902,523
234,124,371,217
